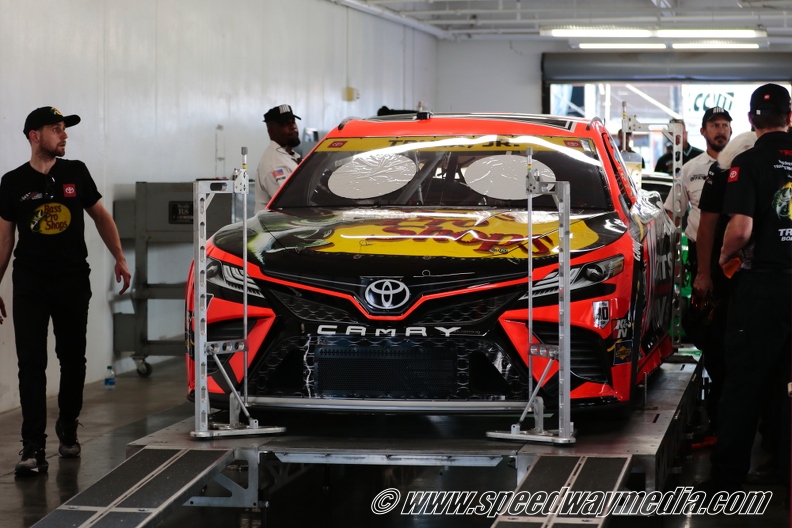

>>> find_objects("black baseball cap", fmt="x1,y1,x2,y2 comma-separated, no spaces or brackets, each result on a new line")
750,84,791,115
701,106,732,128
263,104,301,123
23,106,80,137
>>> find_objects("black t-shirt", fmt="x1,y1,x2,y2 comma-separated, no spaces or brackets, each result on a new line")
654,145,705,174
698,161,730,291
0,159,101,274
723,131,792,271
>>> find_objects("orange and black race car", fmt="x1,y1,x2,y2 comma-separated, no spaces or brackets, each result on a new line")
186,113,675,414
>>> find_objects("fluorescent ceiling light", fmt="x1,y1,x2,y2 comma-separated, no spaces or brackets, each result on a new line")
543,28,651,38
672,42,761,49
656,29,765,38
543,27,767,39
578,43,667,49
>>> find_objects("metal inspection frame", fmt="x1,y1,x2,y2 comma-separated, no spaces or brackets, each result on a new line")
191,148,285,438
663,121,685,349
487,148,575,445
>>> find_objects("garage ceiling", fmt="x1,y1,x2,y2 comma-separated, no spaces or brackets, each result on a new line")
333,0,792,49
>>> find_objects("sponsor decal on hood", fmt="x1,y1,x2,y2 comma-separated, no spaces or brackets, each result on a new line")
213,209,626,265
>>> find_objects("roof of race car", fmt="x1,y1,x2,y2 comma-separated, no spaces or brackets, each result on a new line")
331,112,604,138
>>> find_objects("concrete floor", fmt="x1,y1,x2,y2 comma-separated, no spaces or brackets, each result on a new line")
0,358,788,528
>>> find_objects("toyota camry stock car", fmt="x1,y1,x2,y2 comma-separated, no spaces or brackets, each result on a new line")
185,112,675,414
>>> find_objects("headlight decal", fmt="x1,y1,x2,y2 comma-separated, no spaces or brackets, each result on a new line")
518,254,625,300
206,257,265,298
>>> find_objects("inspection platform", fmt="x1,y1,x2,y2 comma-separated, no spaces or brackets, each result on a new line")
34,360,700,527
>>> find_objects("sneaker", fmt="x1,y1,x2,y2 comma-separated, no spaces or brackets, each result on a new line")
55,419,82,458
15,444,48,475
747,459,782,485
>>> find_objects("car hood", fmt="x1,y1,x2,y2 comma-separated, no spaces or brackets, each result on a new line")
211,208,626,278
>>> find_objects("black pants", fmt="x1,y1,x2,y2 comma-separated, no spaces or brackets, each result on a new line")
710,271,791,488
13,266,92,447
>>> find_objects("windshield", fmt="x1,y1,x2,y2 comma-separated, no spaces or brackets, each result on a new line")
272,134,613,211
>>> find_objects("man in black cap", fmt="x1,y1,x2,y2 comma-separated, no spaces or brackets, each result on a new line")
255,104,302,212
701,83,792,495
0,106,131,475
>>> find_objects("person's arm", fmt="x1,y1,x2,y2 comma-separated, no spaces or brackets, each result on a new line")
85,200,131,294
719,214,752,267
0,217,15,324
693,211,718,297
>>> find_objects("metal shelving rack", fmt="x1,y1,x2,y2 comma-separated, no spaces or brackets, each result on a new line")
113,183,232,377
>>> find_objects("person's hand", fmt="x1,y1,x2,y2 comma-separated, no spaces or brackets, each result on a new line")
0,296,6,324
693,272,713,299
115,260,132,295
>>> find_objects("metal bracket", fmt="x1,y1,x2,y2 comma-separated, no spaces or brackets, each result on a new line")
185,448,263,509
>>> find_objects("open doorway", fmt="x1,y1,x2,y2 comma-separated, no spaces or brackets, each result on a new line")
549,82,780,171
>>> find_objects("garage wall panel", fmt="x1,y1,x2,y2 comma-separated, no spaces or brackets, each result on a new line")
435,40,566,113
0,0,436,414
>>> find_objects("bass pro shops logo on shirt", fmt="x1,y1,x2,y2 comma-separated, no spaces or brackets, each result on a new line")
29,203,71,234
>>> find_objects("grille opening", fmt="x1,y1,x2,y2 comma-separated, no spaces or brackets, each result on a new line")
468,352,510,396
315,347,457,398
267,349,307,392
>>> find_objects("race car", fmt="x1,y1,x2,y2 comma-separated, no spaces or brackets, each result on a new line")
186,112,675,414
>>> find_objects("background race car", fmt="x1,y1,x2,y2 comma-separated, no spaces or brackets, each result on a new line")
186,113,675,414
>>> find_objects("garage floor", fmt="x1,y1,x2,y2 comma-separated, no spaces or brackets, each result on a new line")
0,359,787,528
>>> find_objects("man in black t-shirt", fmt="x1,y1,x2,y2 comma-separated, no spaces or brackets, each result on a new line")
0,107,131,475
654,118,705,173
700,84,792,495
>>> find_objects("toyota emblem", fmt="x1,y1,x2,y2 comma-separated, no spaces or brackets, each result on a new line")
364,279,411,310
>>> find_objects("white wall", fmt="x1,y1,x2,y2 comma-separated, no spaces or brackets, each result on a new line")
0,0,436,414
435,40,566,113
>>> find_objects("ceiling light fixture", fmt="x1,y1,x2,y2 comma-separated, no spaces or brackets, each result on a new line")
542,26,767,39
671,42,761,49
578,43,667,49
541,27,651,38
657,29,765,38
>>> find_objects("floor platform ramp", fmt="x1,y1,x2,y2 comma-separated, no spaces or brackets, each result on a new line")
32,447,233,528
492,454,632,528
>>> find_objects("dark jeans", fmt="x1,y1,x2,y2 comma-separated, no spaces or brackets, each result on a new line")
710,271,791,488
13,266,92,447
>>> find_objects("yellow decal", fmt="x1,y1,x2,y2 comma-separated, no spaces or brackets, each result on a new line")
314,214,601,257
317,136,592,153
30,203,71,235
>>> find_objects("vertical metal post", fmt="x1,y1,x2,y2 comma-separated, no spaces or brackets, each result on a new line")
556,180,572,439
240,147,249,405
526,148,535,403
667,122,684,348
193,184,212,433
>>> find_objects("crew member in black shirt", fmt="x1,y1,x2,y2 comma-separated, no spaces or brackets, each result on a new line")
0,107,131,475
702,84,792,493
693,131,756,439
